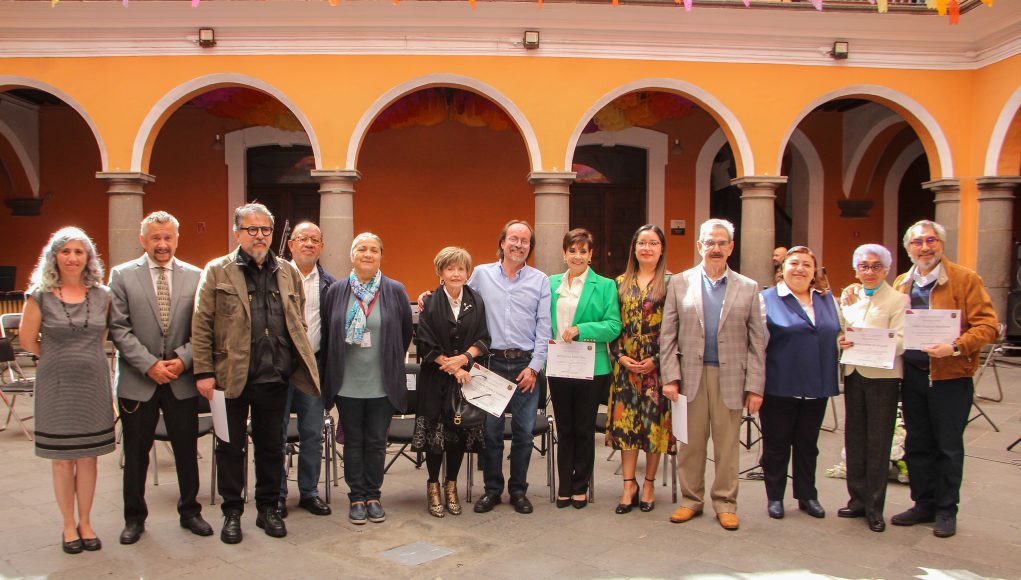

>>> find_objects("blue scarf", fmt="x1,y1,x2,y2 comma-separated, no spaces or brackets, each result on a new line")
863,280,884,297
345,270,382,345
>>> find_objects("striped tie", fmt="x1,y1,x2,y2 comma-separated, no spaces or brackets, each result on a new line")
157,267,170,333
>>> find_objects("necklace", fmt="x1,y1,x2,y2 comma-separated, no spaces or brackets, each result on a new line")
56,286,90,332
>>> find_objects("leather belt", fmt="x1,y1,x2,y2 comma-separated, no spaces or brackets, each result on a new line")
490,348,531,360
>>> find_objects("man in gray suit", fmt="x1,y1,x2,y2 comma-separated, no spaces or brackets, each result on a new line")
109,211,213,544
660,218,767,531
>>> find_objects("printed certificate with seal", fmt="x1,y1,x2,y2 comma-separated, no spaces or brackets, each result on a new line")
904,309,960,350
461,363,517,418
840,326,898,370
545,340,596,380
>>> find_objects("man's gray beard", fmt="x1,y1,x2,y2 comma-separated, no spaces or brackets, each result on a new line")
250,248,268,263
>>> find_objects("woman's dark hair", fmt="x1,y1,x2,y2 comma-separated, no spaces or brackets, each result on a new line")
619,224,667,301
783,245,829,291
562,228,594,252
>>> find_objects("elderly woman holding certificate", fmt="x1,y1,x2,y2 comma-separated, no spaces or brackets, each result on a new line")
837,244,909,533
548,228,622,509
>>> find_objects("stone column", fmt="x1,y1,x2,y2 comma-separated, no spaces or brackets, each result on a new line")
96,172,155,269
976,176,1021,320
732,176,787,288
923,178,961,262
310,169,360,276
529,171,576,275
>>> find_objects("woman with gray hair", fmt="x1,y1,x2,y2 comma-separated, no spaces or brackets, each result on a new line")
19,227,114,554
836,243,909,532
321,232,413,525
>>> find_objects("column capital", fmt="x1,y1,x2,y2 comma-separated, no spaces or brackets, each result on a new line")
310,169,361,183
96,172,155,195
527,171,576,188
976,175,1021,197
730,176,788,191
921,178,961,195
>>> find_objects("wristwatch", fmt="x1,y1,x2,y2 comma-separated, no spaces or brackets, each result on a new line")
951,342,962,357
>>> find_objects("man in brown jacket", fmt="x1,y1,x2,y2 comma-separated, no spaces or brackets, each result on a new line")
889,220,998,538
192,203,320,545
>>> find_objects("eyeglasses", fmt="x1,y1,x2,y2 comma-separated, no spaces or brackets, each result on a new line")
908,236,940,248
636,240,661,248
291,235,322,246
856,263,885,273
242,226,274,237
699,240,729,249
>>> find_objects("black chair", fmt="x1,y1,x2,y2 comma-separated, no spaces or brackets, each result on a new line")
383,363,423,473
151,395,218,504
0,337,34,440
283,410,337,503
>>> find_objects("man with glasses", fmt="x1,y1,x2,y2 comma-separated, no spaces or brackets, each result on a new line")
192,203,320,544
276,222,335,518
889,220,997,538
660,219,766,531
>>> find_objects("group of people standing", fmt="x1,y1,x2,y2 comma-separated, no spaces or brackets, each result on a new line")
19,203,997,555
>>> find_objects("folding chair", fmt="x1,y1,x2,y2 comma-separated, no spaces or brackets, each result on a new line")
383,363,423,473
0,337,34,440
150,396,219,504
974,323,1017,403
283,409,337,503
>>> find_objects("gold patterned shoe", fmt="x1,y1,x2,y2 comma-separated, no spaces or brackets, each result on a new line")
444,480,463,515
427,482,445,518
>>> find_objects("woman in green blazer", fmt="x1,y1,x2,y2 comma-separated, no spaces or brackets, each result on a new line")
548,228,622,508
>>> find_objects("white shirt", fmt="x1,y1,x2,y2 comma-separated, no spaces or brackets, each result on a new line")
555,268,588,338
444,286,463,318
146,255,174,296
291,261,321,353
910,261,943,288
776,281,823,324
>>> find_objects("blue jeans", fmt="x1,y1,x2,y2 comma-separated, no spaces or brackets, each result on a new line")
337,396,394,502
280,383,325,500
483,356,539,496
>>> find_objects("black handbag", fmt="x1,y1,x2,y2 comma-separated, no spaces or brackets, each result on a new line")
449,385,487,427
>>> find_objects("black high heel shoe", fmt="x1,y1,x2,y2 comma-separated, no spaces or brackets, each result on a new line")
61,531,83,555
77,526,101,551
614,478,640,514
639,477,656,512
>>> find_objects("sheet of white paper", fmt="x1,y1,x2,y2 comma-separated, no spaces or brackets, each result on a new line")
671,394,688,445
212,390,230,444
546,340,596,380
461,363,517,418
840,326,898,370
904,309,960,350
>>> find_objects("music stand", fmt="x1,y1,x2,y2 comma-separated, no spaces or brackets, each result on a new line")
739,414,764,479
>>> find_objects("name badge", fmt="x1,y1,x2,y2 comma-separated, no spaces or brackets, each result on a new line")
360,331,372,348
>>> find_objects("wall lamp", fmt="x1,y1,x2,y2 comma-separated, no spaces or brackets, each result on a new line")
830,41,849,60
198,28,216,48
523,30,540,50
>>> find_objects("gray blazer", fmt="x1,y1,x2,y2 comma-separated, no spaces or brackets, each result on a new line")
659,266,767,410
109,255,201,401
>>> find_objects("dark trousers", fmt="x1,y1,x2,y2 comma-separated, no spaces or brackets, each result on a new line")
337,396,394,502
217,382,287,515
483,356,539,496
549,374,606,497
902,363,973,516
759,395,828,501
843,371,900,518
119,389,201,524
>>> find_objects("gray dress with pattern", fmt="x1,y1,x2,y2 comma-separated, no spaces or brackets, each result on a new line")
31,286,116,459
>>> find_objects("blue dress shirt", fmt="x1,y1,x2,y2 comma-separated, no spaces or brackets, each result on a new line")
468,261,552,373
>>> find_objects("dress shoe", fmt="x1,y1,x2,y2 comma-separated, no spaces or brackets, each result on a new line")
891,506,935,526
572,498,588,509
298,496,332,516
443,480,463,515
427,482,445,518
61,531,83,555
933,514,956,538
366,500,386,523
767,500,785,519
220,513,243,544
717,512,740,531
119,522,145,545
256,509,287,538
509,493,534,514
180,515,213,537
348,501,368,525
669,506,702,523
639,478,656,512
473,492,502,513
837,507,865,518
615,478,640,515
798,499,826,518
556,498,572,509
276,498,288,519
78,527,101,551
868,517,886,532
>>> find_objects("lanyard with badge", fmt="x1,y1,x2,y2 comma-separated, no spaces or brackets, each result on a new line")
356,292,379,348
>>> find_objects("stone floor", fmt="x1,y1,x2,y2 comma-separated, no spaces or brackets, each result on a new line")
1,360,1020,580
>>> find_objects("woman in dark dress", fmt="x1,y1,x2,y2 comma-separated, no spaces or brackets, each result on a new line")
412,247,490,517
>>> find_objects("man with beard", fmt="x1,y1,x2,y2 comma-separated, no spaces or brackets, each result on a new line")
888,220,997,538
192,203,320,544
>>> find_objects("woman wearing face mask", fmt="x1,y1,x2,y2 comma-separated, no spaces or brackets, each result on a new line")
758,246,845,521
548,229,622,509
837,244,908,533
321,232,413,526
412,247,490,518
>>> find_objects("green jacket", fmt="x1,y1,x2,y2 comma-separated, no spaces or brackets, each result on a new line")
549,268,622,376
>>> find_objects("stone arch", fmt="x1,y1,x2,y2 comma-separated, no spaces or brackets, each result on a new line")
347,74,541,171
777,85,953,179
788,129,825,265
985,85,1021,176
0,117,39,196
883,140,925,273
566,78,754,176
0,75,107,171
131,73,320,173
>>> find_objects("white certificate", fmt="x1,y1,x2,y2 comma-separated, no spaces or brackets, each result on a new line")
904,309,961,350
545,340,596,380
840,326,898,370
671,395,688,445
212,390,230,444
461,363,517,418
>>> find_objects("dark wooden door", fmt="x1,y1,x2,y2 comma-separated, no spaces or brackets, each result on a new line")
246,145,319,258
